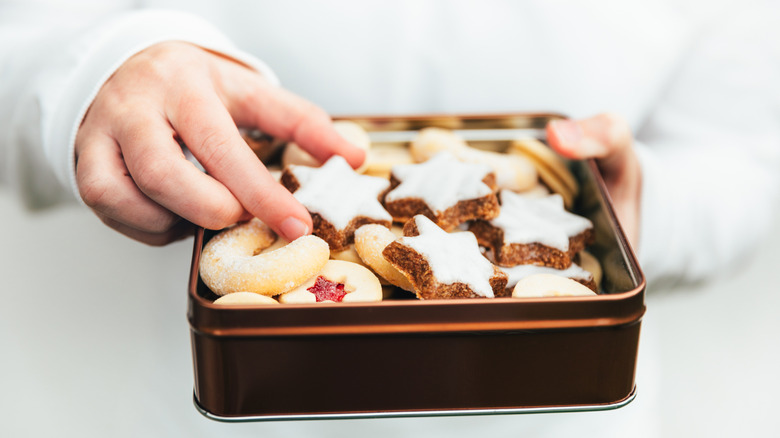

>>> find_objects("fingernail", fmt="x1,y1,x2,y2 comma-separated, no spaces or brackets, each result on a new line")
280,216,310,241
551,120,582,145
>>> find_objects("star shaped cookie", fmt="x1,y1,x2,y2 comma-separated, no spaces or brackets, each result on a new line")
383,151,500,231
382,215,508,299
281,155,392,251
469,190,594,269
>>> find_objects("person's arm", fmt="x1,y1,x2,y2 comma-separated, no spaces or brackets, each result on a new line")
548,3,780,286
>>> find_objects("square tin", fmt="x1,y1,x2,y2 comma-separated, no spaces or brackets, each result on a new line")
188,113,645,421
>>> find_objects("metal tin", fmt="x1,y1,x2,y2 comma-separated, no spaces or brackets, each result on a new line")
188,113,645,421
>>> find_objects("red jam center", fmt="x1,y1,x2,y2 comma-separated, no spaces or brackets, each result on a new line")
307,276,347,302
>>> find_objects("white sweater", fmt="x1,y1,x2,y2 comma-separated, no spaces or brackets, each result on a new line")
2,0,779,285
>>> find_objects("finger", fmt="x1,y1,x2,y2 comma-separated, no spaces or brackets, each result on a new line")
95,212,195,247
115,113,248,231
169,91,313,241
75,130,179,233
547,113,632,174
227,77,366,168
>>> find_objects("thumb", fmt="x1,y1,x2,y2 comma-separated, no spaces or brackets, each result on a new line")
546,113,633,175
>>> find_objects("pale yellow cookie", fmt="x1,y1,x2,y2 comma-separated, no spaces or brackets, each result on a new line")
577,250,602,289
362,145,414,178
330,245,363,265
512,274,597,298
354,224,415,292
199,218,330,296
409,127,466,162
278,260,383,303
509,137,579,196
213,292,280,306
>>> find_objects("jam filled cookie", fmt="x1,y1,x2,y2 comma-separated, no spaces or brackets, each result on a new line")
383,151,500,231
281,155,393,251
382,215,508,299
278,260,383,304
469,190,594,269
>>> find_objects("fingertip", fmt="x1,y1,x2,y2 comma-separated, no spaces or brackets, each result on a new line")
547,119,583,159
278,215,312,241
343,145,367,169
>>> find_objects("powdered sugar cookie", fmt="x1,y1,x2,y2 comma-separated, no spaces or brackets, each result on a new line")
281,155,393,251
354,224,415,292
199,219,330,296
384,151,500,231
512,274,597,298
469,190,594,269
213,292,280,306
278,260,383,304
382,215,508,299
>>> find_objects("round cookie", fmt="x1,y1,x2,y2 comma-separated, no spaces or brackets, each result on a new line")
278,260,383,303
512,273,597,298
199,218,330,296
213,292,280,306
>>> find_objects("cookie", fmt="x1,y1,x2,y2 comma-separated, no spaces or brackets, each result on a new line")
499,262,596,294
281,155,393,251
410,127,538,192
469,190,594,269
382,215,508,299
277,260,383,304
512,274,597,298
509,137,578,206
383,151,500,231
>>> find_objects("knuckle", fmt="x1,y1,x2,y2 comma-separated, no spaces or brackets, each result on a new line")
79,175,113,210
133,156,175,198
144,211,180,234
197,131,235,169
199,200,244,230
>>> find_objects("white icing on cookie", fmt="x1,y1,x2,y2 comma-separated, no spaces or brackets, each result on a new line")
500,263,592,290
288,155,392,230
385,151,493,213
399,215,496,298
491,190,592,251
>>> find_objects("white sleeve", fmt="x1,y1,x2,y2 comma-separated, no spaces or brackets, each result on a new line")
635,3,780,286
0,6,278,209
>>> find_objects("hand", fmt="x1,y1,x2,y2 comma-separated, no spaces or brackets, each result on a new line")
74,42,365,245
546,113,641,248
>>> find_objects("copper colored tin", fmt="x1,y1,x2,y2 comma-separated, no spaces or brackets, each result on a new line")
188,113,645,421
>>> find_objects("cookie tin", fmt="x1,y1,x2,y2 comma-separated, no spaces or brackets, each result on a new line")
188,113,645,421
